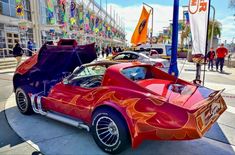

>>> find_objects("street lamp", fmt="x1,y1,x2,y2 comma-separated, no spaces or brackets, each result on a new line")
209,5,215,49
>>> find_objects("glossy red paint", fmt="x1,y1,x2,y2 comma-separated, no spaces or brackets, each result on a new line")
39,62,226,148
15,58,227,149
15,53,38,75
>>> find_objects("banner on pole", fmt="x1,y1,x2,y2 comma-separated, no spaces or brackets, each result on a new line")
188,0,210,55
131,6,150,45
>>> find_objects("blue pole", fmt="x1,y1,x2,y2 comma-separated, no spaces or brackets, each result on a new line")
168,0,179,77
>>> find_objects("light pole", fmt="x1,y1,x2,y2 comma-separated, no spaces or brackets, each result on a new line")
209,5,215,49
168,0,179,77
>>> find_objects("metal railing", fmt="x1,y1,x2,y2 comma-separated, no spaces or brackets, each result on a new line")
0,48,38,60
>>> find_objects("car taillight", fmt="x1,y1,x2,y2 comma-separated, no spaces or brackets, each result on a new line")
154,62,164,68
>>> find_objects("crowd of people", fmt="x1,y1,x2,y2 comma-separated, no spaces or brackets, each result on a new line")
13,40,232,72
95,45,123,58
206,43,229,73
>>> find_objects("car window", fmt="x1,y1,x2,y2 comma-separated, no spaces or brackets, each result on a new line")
67,65,106,88
78,66,106,76
121,66,148,81
113,54,127,60
113,53,139,60
130,54,139,60
152,48,163,54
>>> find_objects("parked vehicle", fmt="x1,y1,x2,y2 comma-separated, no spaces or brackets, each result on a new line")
109,51,170,71
13,40,227,154
135,43,172,57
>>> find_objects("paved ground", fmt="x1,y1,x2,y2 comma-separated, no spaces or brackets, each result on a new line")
0,72,41,155
1,58,235,155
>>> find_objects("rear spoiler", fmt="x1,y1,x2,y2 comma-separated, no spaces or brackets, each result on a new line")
209,89,225,100
190,89,225,111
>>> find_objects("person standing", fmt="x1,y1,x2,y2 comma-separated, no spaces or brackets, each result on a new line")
207,48,215,70
27,39,33,56
101,47,105,58
216,43,228,72
95,45,99,57
13,42,24,66
105,46,109,57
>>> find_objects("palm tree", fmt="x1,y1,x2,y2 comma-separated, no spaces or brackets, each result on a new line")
229,0,235,9
180,20,222,50
208,20,222,43
179,22,190,50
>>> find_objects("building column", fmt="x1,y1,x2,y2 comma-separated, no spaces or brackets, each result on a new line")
30,0,42,49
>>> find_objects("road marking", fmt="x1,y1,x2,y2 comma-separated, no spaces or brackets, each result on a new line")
226,105,235,114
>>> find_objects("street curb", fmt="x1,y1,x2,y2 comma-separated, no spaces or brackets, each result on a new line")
4,94,41,152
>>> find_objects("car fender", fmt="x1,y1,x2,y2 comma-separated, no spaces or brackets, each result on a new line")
92,101,141,148
91,87,151,148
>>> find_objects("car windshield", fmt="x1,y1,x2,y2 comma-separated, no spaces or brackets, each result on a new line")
121,66,149,81
65,65,107,88
73,65,106,77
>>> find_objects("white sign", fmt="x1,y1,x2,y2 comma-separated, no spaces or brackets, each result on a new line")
188,0,210,55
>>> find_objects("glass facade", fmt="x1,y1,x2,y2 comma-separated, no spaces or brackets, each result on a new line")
0,23,6,48
0,0,31,21
39,0,48,25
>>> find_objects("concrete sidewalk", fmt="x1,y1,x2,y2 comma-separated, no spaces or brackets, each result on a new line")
2,59,235,155
4,94,235,155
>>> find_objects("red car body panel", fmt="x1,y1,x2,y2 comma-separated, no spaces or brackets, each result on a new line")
33,63,227,148
13,40,226,149
16,53,39,75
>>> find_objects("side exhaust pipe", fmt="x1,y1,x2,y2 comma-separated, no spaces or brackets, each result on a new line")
30,95,90,132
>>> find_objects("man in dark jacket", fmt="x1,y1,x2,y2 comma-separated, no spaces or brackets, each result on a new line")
207,47,215,70
13,42,24,66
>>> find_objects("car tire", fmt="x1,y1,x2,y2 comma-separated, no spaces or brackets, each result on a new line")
92,108,130,154
15,86,34,115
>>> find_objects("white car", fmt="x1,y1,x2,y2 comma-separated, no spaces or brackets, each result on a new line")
110,51,170,71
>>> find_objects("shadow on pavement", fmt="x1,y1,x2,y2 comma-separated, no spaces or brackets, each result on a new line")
4,104,235,155
0,110,23,148
219,71,232,75
184,68,232,75
205,122,231,144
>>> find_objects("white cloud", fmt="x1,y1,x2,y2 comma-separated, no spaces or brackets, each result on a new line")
108,3,235,44
218,16,235,43
108,3,183,44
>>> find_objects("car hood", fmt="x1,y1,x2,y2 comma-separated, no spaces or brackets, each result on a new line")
137,79,221,111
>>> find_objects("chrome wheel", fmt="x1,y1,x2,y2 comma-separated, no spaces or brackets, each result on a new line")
96,116,119,147
16,86,34,115
16,90,28,112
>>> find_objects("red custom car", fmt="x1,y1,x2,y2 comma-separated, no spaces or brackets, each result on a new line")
13,40,227,154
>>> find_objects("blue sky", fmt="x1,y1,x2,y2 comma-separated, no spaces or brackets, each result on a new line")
96,0,235,44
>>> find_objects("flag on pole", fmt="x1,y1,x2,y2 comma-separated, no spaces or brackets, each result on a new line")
131,6,150,45
188,0,210,55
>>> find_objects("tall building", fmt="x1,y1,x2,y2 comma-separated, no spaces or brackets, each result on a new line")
0,0,32,56
0,0,126,57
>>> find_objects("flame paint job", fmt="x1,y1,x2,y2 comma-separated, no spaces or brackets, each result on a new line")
16,61,227,148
